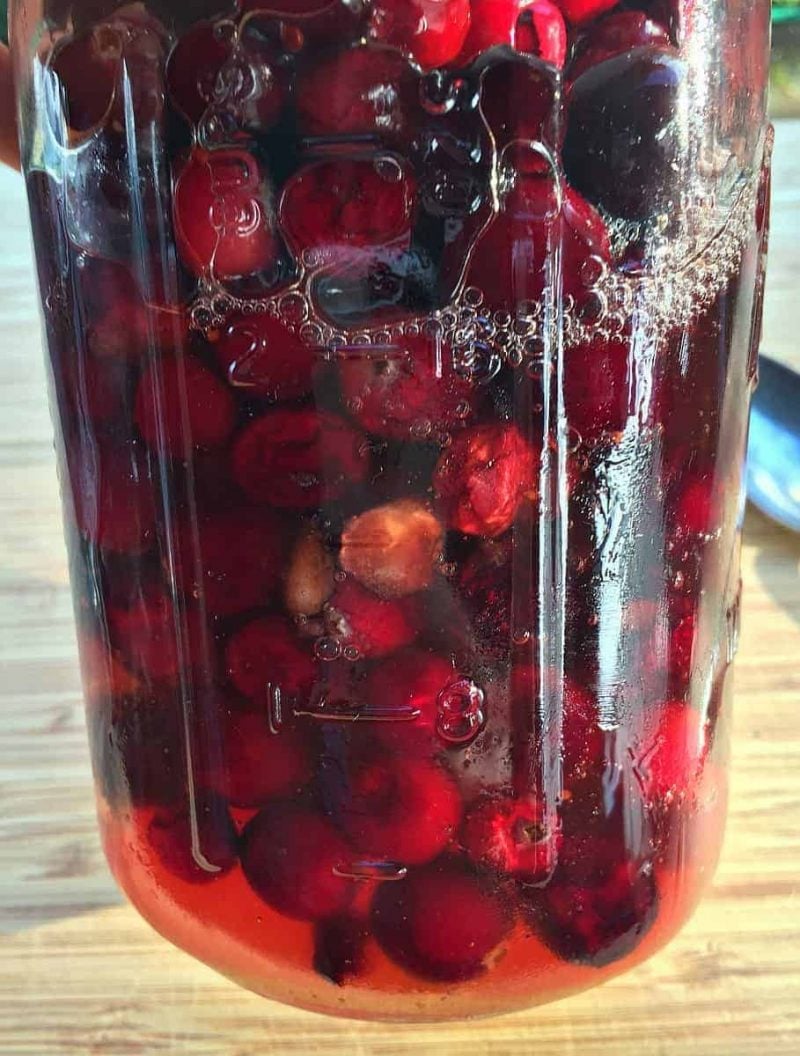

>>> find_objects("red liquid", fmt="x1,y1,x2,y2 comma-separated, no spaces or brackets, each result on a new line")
21,0,769,1021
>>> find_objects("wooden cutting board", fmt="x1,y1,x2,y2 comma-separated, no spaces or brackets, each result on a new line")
0,125,798,1056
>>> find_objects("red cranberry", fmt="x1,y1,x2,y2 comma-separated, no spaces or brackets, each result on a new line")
313,913,370,986
673,473,714,539
167,20,288,130
462,1,567,66
568,10,671,81
135,355,236,458
340,330,478,440
372,857,512,981
225,615,315,700
279,155,416,265
525,830,658,966
325,581,418,659
563,49,685,221
219,709,311,808
232,409,370,508
369,0,471,70
364,649,459,743
434,423,538,538
556,0,620,23
172,508,285,617
467,175,611,310
462,794,559,881
108,587,212,684
72,445,158,555
241,802,355,921
337,753,462,865
296,45,418,147
173,147,280,279
563,336,634,441
638,700,705,804
147,794,238,884
215,310,315,402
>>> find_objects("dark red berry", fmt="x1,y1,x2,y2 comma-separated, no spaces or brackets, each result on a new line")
172,508,285,617
673,474,714,539
325,580,418,659
135,356,236,457
79,633,142,702
219,708,311,808
364,649,457,741
637,700,705,804
462,1,567,66
564,336,634,441
479,58,559,163
369,0,471,70
337,753,462,865
372,857,512,981
108,587,212,684
556,0,620,24
241,802,354,921
340,330,478,440
215,310,315,402
568,10,671,81
279,156,416,265
296,45,418,147
313,913,370,986
68,353,132,431
232,409,370,508
456,538,512,660
147,794,238,884
224,615,315,700
462,795,559,881
173,147,280,279
166,20,229,123
71,445,158,555
434,423,538,538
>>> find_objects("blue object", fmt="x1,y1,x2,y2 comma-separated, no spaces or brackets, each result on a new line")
747,356,800,533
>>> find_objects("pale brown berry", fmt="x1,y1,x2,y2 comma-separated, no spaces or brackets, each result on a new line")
284,530,335,617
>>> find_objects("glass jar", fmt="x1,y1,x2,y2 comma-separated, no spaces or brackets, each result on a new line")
11,0,770,1022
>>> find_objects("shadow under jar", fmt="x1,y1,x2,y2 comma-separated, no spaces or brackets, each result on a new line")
12,0,771,1022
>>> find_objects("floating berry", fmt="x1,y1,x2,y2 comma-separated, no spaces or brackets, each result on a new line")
232,409,370,509
71,444,158,555
434,424,538,538
568,10,672,81
135,355,236,458
336,753,462,865
173,147,280,280
339,499,444,598
219,709,311,808
340,330,478,440
215,311,315,402
369,0,471,70
296,45,418,147
462,1,567,66
172,508,285,617
462,794,559,881
325,580,418,658
241,802,354,921
108,587,212,685
225,615,315,700
147,794,238,884
372,857,512,981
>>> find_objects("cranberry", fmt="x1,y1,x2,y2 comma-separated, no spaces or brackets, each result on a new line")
225,615,315,700
637,700,705,804
479,58,559,162
339,499,444,598
673,473,714,539
279,155,416,265
434,424,537,538
340,331,478,440
563,49,685,221
284,529,335,617
325,581,418,659
232,409,370,508
173,147,280,280
335,753,462,865
364,648,458,742
108,587,212,684
215,311,314,402
556,0,620,23
456,538,512,660
462,795,559,881
369,0,471,70
564,336,634,441
462,1,567,66
219,709,311,808
296,45,418,147
135,355,236,458
241,803,354,921
172,508,285,617
147,794,238,884
525,830,658,966
313,913,370,985
568,10,671,81
68,353,132,431
372,857,512,981
467,175,611,311
72,445,158,555
167,20,288,130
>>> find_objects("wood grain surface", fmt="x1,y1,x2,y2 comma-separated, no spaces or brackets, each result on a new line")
0,124,798,1056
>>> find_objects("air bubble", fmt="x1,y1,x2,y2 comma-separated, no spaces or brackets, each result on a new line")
299,322,324,347
334,570,347,583
419,71,463,115
437,679,486,746
411,420,433,440
314,637,342,662
278,291,309,326
581,254,607,288
374,155,404,184
512,629,531,646
463,286,484,308
343,645,361,662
